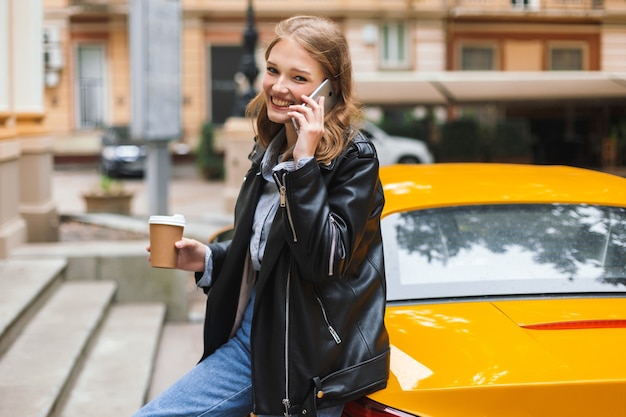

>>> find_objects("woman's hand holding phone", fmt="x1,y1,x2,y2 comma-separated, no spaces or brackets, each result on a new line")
289,93,326,162
288,79,337,163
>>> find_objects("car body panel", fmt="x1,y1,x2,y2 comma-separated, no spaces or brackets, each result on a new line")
357,163,626,417
382,298,626,388
369,298,626,416
368,377,625,417
380,163,626,216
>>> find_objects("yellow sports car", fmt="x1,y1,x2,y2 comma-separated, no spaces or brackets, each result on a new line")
343,163,626,417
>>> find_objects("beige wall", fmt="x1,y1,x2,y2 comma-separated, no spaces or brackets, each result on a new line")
504,40,543,71
43,0,68,7
602,25,626,71
415,20,446,72
345,19,379,73
181,18,206,150
109,17,130,125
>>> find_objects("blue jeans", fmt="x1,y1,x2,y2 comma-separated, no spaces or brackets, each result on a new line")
132,289,343,417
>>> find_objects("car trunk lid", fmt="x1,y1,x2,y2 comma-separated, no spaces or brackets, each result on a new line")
371,297,626,416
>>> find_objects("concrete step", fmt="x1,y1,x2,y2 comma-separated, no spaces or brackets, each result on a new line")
147,322,203,401
58,302,167,417
0,257,67,358
0,246,190,416
0,280,117,417
13,241,190,322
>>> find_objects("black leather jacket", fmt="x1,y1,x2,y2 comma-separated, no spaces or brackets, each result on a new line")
200,131,389,416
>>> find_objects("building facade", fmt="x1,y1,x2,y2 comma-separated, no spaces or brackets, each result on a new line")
40,0,626,168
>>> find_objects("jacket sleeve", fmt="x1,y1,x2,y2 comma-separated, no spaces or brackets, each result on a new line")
208,239,231,283
194,239,231,292
273,136,383,282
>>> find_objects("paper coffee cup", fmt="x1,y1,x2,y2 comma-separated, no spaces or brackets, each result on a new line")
149,214,186,268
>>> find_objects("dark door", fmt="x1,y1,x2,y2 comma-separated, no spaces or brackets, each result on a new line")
209,45,243,124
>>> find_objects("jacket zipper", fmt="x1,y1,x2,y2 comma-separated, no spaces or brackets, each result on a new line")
274,172,298,242
316,294,342,344
283,265,292,416
328,215,338,276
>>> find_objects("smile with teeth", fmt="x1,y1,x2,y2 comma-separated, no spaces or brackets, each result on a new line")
272,97,293,108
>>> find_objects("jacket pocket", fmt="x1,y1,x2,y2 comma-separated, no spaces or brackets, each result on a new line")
315,291,342,345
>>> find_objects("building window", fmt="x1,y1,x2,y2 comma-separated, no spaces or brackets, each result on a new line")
549,47,584,70
380,22,410,69
76,44,106,129
460,45,496,70
511,0,539,9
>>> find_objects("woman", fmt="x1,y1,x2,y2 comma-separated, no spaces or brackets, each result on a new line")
136,15,389,417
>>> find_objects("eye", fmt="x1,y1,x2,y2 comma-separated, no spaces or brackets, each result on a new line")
266,66,278,74
294,75,307,82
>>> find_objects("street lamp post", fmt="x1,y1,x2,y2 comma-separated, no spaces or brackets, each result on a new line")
232,0,258,117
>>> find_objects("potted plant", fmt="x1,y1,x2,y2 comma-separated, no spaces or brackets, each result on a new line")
82,175,134,215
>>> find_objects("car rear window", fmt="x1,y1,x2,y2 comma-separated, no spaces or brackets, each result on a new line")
381,204,626,301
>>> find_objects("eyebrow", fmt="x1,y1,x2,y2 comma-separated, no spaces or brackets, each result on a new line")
266,60,312,76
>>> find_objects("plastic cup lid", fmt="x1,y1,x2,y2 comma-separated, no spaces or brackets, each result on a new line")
149,214,186,227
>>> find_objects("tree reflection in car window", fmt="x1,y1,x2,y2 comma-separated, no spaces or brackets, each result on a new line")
382,204,626,301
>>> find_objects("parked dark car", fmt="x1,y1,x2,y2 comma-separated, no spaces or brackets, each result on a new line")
100,125,146,177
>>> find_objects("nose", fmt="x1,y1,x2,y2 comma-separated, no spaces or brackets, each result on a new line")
271,76,289,95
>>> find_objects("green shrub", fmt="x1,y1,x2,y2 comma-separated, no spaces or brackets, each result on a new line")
437,118,483,161
488,119,533,160
195,121,224,180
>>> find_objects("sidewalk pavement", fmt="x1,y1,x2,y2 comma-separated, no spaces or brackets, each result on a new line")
52,163,233,243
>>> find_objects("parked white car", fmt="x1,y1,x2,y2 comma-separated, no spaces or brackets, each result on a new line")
359,121,434,165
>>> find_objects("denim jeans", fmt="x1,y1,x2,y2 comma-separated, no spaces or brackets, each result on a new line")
132,288,343,417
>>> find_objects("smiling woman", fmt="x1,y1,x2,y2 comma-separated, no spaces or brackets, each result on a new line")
132,15,389,417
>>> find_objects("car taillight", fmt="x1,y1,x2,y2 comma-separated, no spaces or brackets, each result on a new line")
522,319,626,330
342,397,417,417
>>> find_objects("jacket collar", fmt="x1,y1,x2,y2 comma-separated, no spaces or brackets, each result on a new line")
260,130,287,182
248,125,361,173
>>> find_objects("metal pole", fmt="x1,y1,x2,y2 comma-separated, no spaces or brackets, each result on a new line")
146,141,170,215
130,0,181,215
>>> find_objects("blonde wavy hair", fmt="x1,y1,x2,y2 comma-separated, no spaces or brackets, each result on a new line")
246,15,362,164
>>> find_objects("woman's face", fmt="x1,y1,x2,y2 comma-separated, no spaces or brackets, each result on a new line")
262,36,326,125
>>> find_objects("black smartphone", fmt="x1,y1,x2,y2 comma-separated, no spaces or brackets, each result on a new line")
292,79,338,133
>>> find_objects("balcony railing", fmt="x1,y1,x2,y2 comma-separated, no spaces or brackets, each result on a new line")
452,0,604,12
72,0,126,4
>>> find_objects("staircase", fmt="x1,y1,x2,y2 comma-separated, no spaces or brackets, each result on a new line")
0,254,170,417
